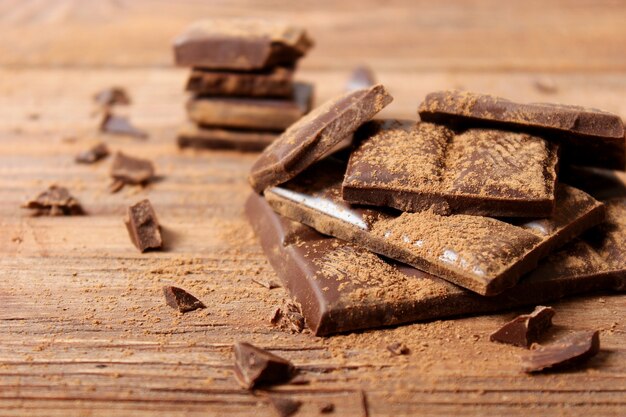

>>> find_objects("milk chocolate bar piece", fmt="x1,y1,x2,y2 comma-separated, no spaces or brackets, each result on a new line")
264,159,605,296
162,286,205,313
186,66,294,98
110,152,155,186
22,185,83,216
177,123,277,152
246,193,625,336
233,342,296,389
490,306,555,347
125,199,162,252
343,120,559,217
521,330,600,373
173,19,313,70
187,82,312,131
418,90,626,170
248,84,393,193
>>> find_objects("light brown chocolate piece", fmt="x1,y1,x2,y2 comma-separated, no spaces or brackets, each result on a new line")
110,152,155,189
343,120,559,217
162,286,205,313
177,123,277,152
75,143,109,164
268,396,302,417
186,66,294,98
248,84,393,193
100,113,148,139
22,185,83,216
521,330,600,373
124,199,162,252
490,306,555,347
233,342,296,389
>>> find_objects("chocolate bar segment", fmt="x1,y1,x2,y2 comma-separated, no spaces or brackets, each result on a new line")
418,90,626,170
186,66,294,98
187,82,312,131
247,193,625,336
248,84,393,193
343,120,559,217
125,199,162,252
173,19,313,70
264,159,605,296
177,123,277,152
22,185,83,216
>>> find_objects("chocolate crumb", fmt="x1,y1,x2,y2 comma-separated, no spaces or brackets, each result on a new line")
386,342,410,355
490,306,555,348
22,185,83,216
233,342,296,389
522,330,600,373
269,300,305,333
100,112,147,139
94,87,131,108
75,143,110,164
268,396,302,417
319,403,335,413
110,151,155,191
162,286,205,313
124,199,162,252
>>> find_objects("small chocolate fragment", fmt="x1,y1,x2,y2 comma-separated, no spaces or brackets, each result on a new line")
270,301,305,333
522,330,600,373
490,306,555,347
248,84,393,193
319,403,335,413
268,396,302,417
252,277,281,289
233,342,296,389
110,152,155,189
22,185,83,216
346,66,376,91
387,342,410,356
173,19,313,70
177,123,277,152
94,87,131,108
418,90,626,170
124,199,162,252
186,66,294,98
162,286,205,313
75,143,110,164
100,113,148,139
187,82,313,131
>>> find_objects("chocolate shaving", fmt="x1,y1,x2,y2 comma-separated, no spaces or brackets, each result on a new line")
110,151,155,192
386,342,410,356
522,330,600,373
100,113,148,139
233,342,296,389
490,306,555,348
124,199,162,252
268,396,302,417
162,286,205,313
22,185,83,216
75,143,110,164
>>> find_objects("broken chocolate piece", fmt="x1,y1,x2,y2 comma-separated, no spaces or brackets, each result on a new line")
522,330,600,373
418,90,626,170
100,113,148,139
248,84,393,193
270,301,305,333
265,158,605,296
22,185,83,216
346,66,376,91
268,396,302,417
94,87,131,108
320,403,335,413
187,82,313,131
233,342,296,389
246,193,625,335
75,143,110,164
163,286,205,313
110,152,155,189
387,342,410,356
490,306,555,347
124,199,162,252
173,19,313,70
343,120,559,217
177,123,278,152
186,66,294,98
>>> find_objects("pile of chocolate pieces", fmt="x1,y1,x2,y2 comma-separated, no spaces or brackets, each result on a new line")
173,19,314,151
246,85,625,358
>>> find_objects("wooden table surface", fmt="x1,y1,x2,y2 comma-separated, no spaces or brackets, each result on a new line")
1,1,625,416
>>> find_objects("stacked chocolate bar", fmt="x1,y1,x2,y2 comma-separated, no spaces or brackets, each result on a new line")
173,19,314,151
246,85,626,336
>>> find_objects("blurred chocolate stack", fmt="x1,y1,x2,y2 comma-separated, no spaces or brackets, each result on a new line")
173,19,314,151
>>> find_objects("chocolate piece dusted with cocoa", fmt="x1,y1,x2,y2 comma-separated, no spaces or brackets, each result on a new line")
246,193,625,335
490,306,555,347
346,66,376,91
94,87,131,108
268,396,302,417
187,82,312,131
186,66,294,98
173,19,313,70
22,185,83,216
343,120,559,217
110,152,155,190
75,143,109,164
265,158,605,296
418,90,625,170
522,330,600,373
248,84,393,193
233,342,296,389
100,113,148,139
124,199,162,252
177,123,278,152
162,286,205,313
270,301,305,333
387,342,410,355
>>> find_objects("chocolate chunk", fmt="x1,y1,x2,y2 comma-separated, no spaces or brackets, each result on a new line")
343,120,559,217
110,152,155,190
162,286,205,313
94,87,131,108
264,158,605,296
319,403,335,413
346,66,376,91
173,19,313,70
75,143,110,164
268,396,302,417
100,113,148,139
233,341,296,389
186,66,294,98
124,199,162,252
246,193,625,335
387,342,410,355
177,123,278,152
187,82,312,131
270,301,305,333
248,84,393,193
418,90,625,170
522,330,600,373
22,185,83,216
490,306,555,347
